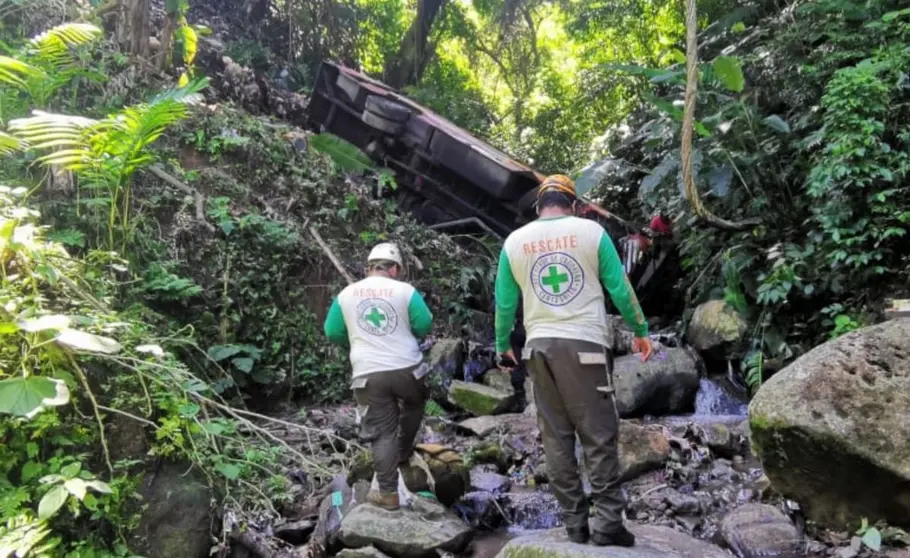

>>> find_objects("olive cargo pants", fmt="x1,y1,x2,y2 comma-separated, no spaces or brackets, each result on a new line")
353,364,428,493
525,337,624,532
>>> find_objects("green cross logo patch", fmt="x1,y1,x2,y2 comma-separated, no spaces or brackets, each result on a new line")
356,298,399,336
530,252,585,306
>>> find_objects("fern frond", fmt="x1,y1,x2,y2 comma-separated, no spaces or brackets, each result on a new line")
0,55,42,88
28,23,102,69
8,111,104,171
0,131,23,155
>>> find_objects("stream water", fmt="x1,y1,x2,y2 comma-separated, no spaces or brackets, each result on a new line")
464,375,753,557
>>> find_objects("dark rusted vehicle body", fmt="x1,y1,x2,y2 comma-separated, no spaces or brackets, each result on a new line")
305,61,681,317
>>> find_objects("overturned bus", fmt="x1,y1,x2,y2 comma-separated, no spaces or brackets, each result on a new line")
304,61,680,318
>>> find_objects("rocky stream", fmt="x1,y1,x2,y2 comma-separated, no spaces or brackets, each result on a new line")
214,306,910,558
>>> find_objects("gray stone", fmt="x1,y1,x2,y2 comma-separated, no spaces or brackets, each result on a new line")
749,319,910,530
720,503,803,558
274,519,316,545
469,468,511,494
426,338,465,403
482,369,515,393
133,461,213,558
448,380,513,416
337,547,392,558
494,523,729,558
614,348,701,417
339,498,472,558
458,415,513,437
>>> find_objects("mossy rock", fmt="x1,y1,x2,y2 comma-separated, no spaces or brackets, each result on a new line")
687,299,747,352
447,380,512,416
748,319,910,530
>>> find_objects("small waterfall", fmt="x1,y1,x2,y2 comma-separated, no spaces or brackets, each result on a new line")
693,377,748,418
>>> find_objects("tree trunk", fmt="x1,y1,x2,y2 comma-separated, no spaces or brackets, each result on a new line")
116,0,151,57
383,0,447,90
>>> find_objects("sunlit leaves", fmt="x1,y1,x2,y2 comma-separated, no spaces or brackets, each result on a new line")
309,133,376,173
28,23,102,68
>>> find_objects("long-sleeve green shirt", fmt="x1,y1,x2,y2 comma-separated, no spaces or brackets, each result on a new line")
494,216,648,352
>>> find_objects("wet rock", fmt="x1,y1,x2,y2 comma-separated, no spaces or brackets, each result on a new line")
339,498,473,558
426,338,465,404
274,519,316,545
495,523,729,558
413,444,469,507
665,492,701,515
618,421,672,480
482,369,515,393
448,380,513,416
132,461,213,558
456,491,502,529
614,348,701,417
702,421,748,458
469,467,511,494
504,490,563,530
749,319,910,530
720,503,803,558
687,299,748,352
336,547,392,558
458,415,512,437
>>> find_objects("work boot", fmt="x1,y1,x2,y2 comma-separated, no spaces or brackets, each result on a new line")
368,490,400,511
566,525,590,544
591,524,635,547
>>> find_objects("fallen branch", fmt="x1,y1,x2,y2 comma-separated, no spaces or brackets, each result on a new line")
309,225,356,285
147,164,215,232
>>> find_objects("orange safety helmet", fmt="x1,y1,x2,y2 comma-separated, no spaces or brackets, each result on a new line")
538,174,577,199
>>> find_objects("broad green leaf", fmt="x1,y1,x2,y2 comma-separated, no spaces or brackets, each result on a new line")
37,484,68,520
713,56,745,93
882,8,910,22
862,527,882,550
231,357,254,373
21,461,42,483
763,115,791,133
309,133,375,173
0,377,70,418
215,462,241,480
0,322,19,334
60,462,81,477
85,480,112,494
179,403,200,417
136,344,165,357
208,344,242,362
64,478,87,500
176,24,198,66
55,328,122,354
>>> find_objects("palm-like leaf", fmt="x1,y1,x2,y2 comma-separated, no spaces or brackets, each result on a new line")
0,131,23,155
0,55,42,88
28,23,102,69
8,77,210,177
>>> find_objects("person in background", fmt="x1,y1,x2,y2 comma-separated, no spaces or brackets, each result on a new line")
323,242,433,511
494,175,653,547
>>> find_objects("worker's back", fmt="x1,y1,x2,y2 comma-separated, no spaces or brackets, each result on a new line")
502,215,612,348
337,275,422,377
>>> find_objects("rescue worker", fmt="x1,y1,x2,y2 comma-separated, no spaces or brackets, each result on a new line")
323,242,433,511
494,175,653,546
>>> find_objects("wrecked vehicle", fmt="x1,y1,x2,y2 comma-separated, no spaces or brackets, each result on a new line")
305,61,681,317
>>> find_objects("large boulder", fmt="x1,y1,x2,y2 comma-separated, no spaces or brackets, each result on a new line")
448,380,513,416
720,503,803,558
614,348,701,417
570,421,671,492
339,498,472,558
687,300,747,352
132,461,213,558
426,338,465,404
749,319,910,530
494,523,729,558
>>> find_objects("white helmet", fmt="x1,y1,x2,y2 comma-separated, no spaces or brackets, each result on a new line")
367,242,404,268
